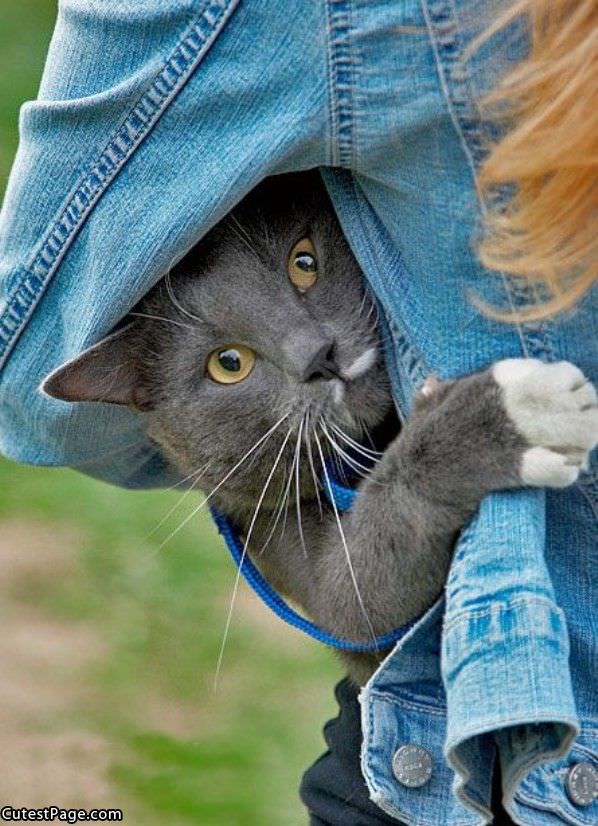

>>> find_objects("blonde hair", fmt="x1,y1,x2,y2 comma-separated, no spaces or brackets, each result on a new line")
478,0,597,321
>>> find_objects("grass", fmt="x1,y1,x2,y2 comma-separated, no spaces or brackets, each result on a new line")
0,0,57,184
0,3,339,822
0,455,339,824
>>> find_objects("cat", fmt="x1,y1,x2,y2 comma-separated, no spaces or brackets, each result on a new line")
42,171,598,683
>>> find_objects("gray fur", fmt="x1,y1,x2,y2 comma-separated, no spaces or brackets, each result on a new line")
42,172,546,684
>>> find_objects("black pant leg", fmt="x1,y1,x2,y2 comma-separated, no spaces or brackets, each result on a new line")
300,678,517,826
300,678,407,825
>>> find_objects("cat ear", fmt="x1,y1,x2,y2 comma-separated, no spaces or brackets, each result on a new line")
41,323,149,408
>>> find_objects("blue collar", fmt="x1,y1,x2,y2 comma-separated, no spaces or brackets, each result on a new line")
210,458,418,653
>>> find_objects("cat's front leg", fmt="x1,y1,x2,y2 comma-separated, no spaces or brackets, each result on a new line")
307,359,597,678
395,358,597,511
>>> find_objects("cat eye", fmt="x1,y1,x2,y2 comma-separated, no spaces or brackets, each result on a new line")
207,345,256,384
288,238,318,292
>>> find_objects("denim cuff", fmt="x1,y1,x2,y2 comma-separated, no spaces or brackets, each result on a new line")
360,601,485,826
443,597,579,816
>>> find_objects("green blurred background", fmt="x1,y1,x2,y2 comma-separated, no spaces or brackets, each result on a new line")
0,2,339,822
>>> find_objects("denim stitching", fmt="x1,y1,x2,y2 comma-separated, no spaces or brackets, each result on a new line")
448,742,496,823
362,689,477,826
577,475,598,521
420,0,555,363
323,4,336,166
325,0,355,168
443,596,566,633
0,0,240,369
514,790,596,826
500,723,580,821
370,691,447,716
448,716,579,746
389,322,428,388
321,169,428,416
348,175,429,403
514,740,598,825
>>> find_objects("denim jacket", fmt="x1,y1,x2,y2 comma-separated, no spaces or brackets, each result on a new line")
1,1,596,823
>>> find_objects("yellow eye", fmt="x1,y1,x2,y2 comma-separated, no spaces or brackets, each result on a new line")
207,345,256,384
288,238,318,292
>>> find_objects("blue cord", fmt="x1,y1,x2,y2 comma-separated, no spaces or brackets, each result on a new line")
209,460,418,653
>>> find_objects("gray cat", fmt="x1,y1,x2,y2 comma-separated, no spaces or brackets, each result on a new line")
42,172,598,683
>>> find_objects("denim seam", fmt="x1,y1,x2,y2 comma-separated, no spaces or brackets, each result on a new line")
443,596,565,633
325,0,355,168
448,745,495,823
504,729,585,824
515,752,598,826
321,169,428,417
323,4,336,166
454,717,577,744
513,738,598,819
513,790,596,826
450,718,579,818
388,319,428,388
576,478,598,522
362,692,475,826
369,691,446,717
379,310,407,425
348,175,429,397
0,0,241,370
420,0,555,363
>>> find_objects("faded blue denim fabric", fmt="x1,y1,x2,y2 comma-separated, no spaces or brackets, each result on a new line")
0,1,596,824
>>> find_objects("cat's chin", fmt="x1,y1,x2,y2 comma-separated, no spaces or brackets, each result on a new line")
332,380,397,445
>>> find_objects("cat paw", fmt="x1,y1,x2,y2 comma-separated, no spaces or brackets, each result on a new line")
493,359,598,487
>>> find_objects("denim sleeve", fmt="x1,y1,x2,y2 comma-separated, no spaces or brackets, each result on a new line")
0,0,331,484
327,160,590,823
317,0,597,821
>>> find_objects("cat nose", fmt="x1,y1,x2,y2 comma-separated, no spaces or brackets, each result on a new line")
303,342,340,382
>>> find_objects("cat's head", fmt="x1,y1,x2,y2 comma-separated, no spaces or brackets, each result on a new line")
43,172,394,510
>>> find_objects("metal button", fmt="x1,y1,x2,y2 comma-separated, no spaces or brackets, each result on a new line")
392,744,433,788
565,762,598,807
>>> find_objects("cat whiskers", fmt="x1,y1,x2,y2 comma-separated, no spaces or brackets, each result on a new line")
294,416,308,558
128,311,195,331
327,421,390,492
304,408,323,518
364,296,379,327
357,290,379,329
320,420,373,479
328,420,382,462
358,290,370,317
258,415,304,555
164,270,205,324
146,458,215,541
357,417,380,454
158,412,291,550
225,214,263,264
313,430,378,649
214,424,294,689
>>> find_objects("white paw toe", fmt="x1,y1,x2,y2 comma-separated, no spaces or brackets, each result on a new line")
493,358,598,459
520,447,581,488
574,381,598,410
492,358,543,387
540,360,586,391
